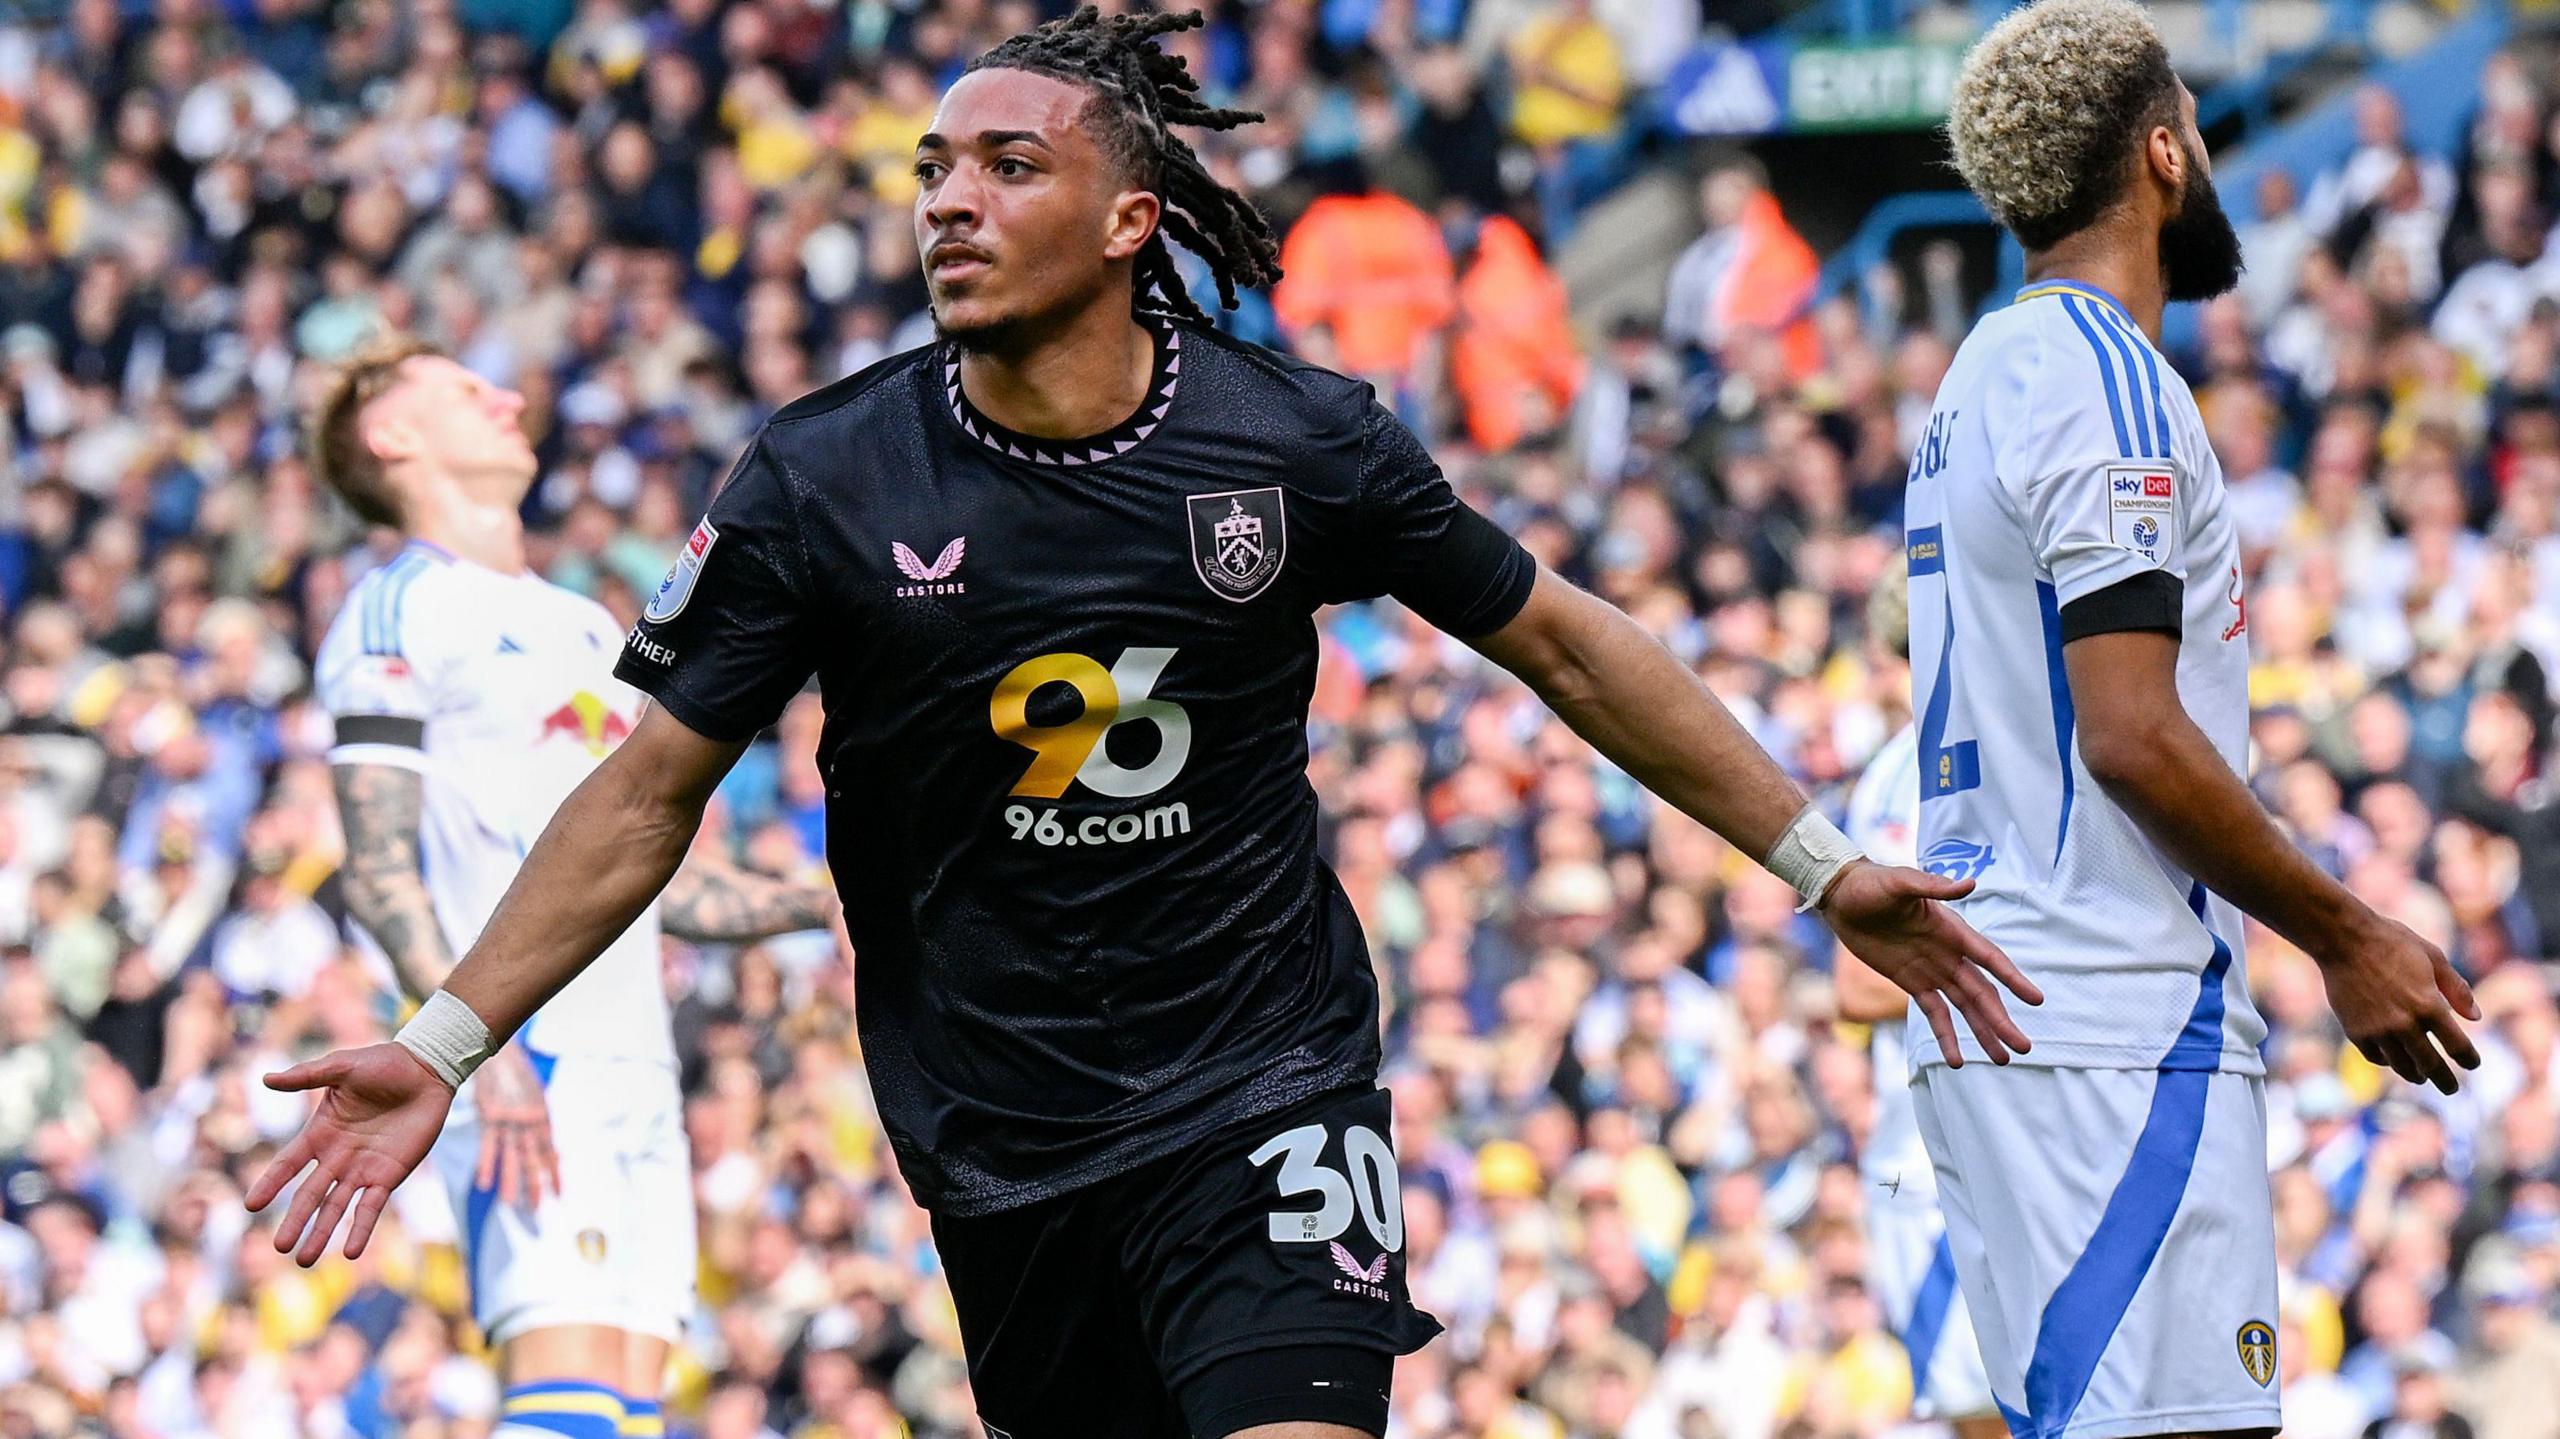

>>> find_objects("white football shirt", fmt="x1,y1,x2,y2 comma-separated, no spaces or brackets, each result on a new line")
1902,279,2263,1074
315,541,673,1069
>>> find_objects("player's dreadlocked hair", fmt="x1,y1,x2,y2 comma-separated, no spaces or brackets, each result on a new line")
965,6,1282,323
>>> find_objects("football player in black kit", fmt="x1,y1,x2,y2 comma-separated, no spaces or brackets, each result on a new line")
251,10,2044,1436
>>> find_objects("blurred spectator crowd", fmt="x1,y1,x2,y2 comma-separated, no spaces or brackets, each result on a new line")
5,0,2560,1437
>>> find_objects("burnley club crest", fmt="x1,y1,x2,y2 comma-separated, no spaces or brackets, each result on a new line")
1187,487,1286,602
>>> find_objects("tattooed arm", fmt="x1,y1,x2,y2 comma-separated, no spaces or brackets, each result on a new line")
659,859,838,943
330,761,559,1209
333,763,456,1002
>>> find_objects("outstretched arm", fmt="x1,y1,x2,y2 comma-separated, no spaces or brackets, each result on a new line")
252,705,748,1263
2066,630,2479,1091
1469,567,2042,1061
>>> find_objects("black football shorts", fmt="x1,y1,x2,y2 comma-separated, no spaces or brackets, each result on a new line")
931,1084,1444,1438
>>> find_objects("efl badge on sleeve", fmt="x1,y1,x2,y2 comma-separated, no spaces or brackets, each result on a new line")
334,654,425,716
1187,488,1287,602
2236,1319,2276,1387
2104,463,2176,565
645,518,718,624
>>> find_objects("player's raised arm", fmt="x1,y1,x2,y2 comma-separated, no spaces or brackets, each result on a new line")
2065,630,2481,1091
1468,568,2043,1063
248,706,749,1261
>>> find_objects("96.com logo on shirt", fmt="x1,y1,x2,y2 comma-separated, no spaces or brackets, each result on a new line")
988,647,1194,848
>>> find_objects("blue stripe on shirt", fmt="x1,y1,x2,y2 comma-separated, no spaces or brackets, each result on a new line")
363,554,421,656
2070,295,2155,456
2165,883,2236,1070
2056,296,2135,457
2093,301,2174,461
2035,580,2076,863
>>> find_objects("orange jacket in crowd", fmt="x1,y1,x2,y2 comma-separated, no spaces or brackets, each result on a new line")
1451,215,1586,453
1273,190,1457,378
1717,190,1822,379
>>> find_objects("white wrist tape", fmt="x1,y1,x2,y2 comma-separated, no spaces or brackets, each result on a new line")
394,990,497,1089
1766,805,1865,914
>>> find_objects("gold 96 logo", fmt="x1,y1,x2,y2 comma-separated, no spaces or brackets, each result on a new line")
989,648,1195,847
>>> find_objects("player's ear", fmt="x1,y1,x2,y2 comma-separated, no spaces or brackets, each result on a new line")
2145,123,2186,198
360,402,421,468
1102,188,1159,263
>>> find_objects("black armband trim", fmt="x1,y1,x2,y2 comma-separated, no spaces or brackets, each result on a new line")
334,714,427,749
2059,571,2183,644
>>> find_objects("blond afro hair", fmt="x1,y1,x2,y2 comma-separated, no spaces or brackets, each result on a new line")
1947,0,2182,250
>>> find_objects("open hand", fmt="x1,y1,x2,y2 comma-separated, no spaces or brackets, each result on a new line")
245,1043,454,1265
1819,861,2044,1065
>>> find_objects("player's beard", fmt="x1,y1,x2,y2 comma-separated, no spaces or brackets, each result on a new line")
2161,145,2245,302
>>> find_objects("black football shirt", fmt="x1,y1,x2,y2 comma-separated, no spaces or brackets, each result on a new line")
615,314,1534,1215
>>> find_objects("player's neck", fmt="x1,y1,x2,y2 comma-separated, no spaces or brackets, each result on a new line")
954,304,1156,443
403,488,527,575
2025,229,2166,341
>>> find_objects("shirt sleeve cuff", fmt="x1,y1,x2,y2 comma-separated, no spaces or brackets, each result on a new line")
612,657,776,744
1443,543,1538,639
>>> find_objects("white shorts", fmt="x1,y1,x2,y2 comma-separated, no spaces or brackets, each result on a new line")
1867,1182,1995,1421
430,1054,695,1347
1912,1064,2281,1439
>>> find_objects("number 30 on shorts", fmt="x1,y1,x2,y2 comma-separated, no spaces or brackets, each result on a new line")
1248,1122,1405,1251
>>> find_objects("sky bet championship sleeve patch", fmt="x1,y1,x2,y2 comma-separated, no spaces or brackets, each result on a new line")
645,517,718,624
329,652,428,718
2105,462,2176,565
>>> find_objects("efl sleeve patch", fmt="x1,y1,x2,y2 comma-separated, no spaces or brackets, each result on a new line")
324,652,430,719
611,436,819,743
644,518,719,623
2104,463,2177,565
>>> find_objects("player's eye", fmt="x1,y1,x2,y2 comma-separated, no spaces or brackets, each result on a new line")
994,156,1034,178
914,159,946,183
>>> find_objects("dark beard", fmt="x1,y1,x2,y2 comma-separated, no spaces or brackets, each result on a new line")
2161,151,2245,302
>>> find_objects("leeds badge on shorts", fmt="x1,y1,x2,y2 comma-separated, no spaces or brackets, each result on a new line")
2236,1319,2276,1387
1187,487,1286,602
